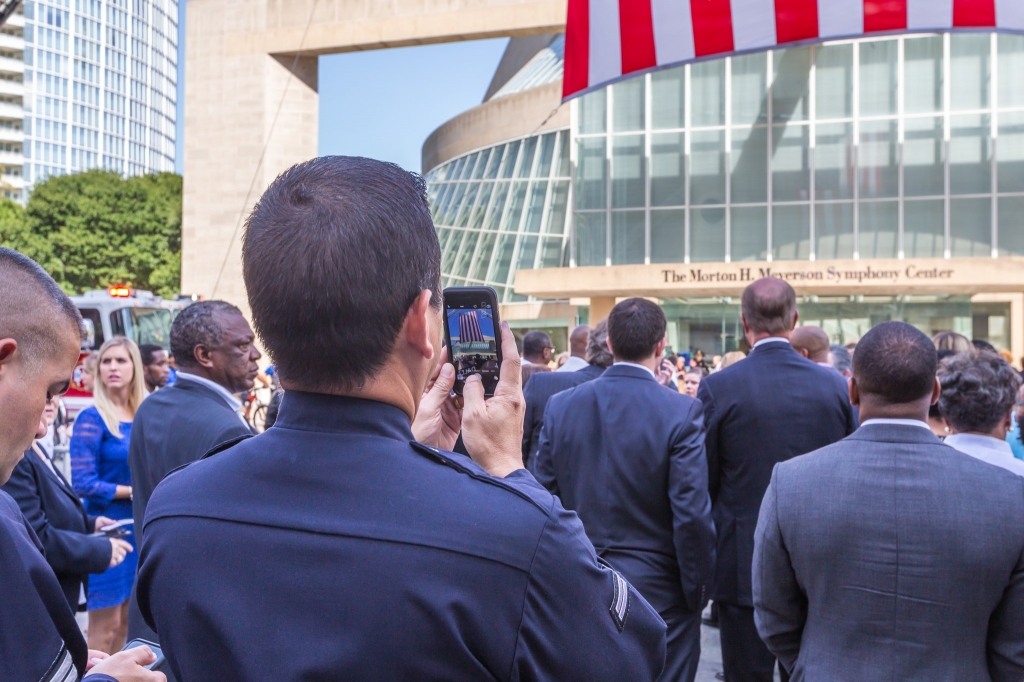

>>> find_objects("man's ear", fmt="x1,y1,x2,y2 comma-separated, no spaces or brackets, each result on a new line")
797,348,810,359
192,344,215,369
849,377,860,407
790,311,800,331
403,290,436,362
930,376,941,406
0,338,17,367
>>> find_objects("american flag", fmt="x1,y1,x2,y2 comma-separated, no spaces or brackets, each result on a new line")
458,310,486,344
563,0,1024,99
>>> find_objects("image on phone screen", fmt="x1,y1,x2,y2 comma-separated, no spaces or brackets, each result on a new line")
446,303,499,394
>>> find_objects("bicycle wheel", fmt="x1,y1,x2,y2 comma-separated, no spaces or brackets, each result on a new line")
251,404,268,433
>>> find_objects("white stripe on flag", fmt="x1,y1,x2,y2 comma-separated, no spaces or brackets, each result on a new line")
730,0,777,51
652,0,695,66
818,0,864,38
907,0,952,29
589,0,623,86
997,0,1024,30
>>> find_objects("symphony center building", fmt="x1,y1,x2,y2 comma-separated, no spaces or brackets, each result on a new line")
422,31,1024,361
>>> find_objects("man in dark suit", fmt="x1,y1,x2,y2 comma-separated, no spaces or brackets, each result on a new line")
522,319,611,468
697,278,856,682
126,300,259,644
754,322,1024,681
0,247,161,682
534,298,715,682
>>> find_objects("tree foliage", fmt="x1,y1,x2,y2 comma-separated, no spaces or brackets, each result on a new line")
0,170,182,297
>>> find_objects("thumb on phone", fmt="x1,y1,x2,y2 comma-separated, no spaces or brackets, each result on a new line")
462,373,485,412
123,645,157,667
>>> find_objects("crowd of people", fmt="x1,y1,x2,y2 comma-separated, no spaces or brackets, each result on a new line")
3,155,1024,682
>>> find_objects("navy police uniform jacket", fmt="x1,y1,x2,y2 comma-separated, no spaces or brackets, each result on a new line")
0,490,116,682
137,392,667,681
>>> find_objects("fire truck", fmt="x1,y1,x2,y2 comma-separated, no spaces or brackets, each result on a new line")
65,287,190,417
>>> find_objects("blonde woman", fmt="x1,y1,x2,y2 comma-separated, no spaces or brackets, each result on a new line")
70,336,147,653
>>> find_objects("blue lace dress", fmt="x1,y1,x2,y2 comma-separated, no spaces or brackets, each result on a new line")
70,406,137,610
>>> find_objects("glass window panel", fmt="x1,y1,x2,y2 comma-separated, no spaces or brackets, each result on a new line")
611,211,645,264
999,35,1024,109
454,183,479,227
575,212,607,266
517,137,538,178
860,39,898,116
453,230,480,277
772,123,810,202
500,140,521,178
442,184,466,224
904,36,943,114
904,199,944,258
999,112,1024,193
504,182,529,232
443,230,465,272
436,227,451,253
772,47,811,122
484,145,504,178
536,133,556,179
815,122,854,200
450,156,468,181
469,182,493,229
859,119,898,199
951,34,990,111
545,181,569,235
691,204,726,261
471,231,498,280
489,232,518,285
950,197,991,257
859,201,899,258
815,202,854,259
472,150,491,180
579,89,607,134
516,234,539,271
950,114,991,195
651,209,685,263
691,130,726,206
484,182,510,230
539,236,566,268
692,59,725,127
732,52,767,125
731,126,768,203
442,162,458,181
613,79,645,132
555,132,571,177
576,137,607,209
732,206,768,261
815,44,853,119
772,204,809,260
432,184,454,221
998,196,1024,256
524,181,548,233
460,153,480,180
651,66,685,129
904,116,945,197
651,132,685,207
612,134,645,208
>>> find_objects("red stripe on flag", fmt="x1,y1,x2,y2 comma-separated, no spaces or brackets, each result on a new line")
864,0,907,32
953,0,996,26
563,0,590,97
775,0,819,43
619,0,657,74
691,0,734,57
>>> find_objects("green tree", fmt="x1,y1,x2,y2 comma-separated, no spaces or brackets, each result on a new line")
0,170,182,297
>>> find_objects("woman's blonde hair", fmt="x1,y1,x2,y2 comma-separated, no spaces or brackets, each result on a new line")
93,336,147,438
931,331,972,353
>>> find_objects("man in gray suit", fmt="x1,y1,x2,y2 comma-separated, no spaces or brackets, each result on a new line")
753,321,1024,681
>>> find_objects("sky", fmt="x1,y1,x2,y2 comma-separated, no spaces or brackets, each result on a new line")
174,1,509,175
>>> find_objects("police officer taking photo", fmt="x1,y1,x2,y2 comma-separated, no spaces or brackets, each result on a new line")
136,156,667,680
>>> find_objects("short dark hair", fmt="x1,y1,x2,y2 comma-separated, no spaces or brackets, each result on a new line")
829,344,852,374
169,301,242,369
243,156,441,391
741,278,797,335
853,321,937,404
607,298,666,362
0,248,82,362
938,350,1021,433
523,331,552,357
139,343,165,367
971,339,997,353
586,319,613,368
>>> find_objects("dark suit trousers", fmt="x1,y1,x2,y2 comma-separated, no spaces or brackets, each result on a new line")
719,604,789,682
660,607,702,682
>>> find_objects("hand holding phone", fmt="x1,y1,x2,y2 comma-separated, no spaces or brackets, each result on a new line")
441,287,503,397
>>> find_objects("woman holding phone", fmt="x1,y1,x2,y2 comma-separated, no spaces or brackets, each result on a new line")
71,336,147,654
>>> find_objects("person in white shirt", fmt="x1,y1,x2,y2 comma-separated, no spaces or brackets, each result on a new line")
938,349,1024,477
555,325,591,372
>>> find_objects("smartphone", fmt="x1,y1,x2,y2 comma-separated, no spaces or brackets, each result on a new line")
442,287,502,397
122,638,166,671
91,518,133,538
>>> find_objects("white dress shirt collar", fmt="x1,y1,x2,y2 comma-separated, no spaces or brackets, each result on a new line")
860,418,932,431
945,433,1024,478
175,371,244,413
613,361,656,378
556,356,589,372
752,337,791,349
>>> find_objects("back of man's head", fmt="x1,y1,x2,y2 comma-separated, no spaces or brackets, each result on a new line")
568,325,590,357
586,319,612,368
791,325,830,363
522,331,552,359
242,156,440,392
829,343,852,375
853,321,937,404
607,298,666,362
139,343,164,367
170,300,242,369
741,278,797,335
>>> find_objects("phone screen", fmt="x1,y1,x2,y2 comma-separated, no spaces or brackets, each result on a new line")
444,294,500,396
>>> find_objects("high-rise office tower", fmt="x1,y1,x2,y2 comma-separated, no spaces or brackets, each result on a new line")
0,6,24,201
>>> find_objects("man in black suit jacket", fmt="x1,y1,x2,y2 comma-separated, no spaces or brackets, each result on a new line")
127,300,259,643
697,278,856,682
522,319,611,468
534,298,715,682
